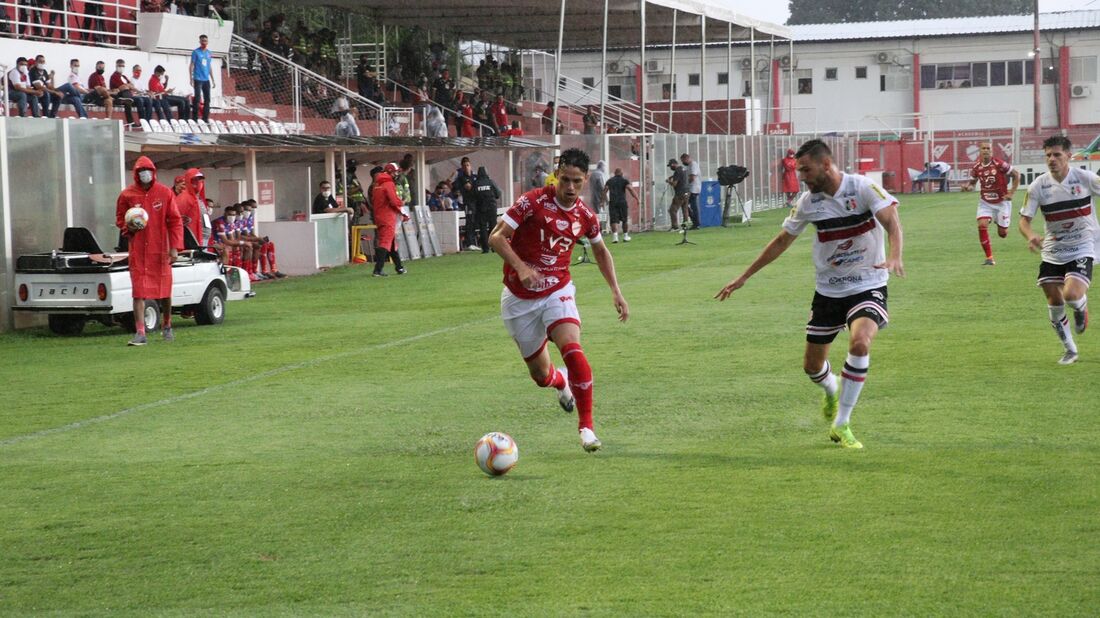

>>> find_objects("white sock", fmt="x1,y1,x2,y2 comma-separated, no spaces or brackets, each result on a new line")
612,232,619,242
806,360,838,396
1067,296,1087,312
837,354,869,427
1049,305,1078,353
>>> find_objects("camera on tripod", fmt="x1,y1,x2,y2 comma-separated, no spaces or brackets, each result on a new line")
716,165,751,227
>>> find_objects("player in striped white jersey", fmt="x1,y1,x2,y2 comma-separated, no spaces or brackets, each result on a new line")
1019,135,1100,365
715,139,905,449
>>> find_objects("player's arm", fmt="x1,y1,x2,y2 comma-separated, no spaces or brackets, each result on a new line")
873,204,905,277
487,220,539,288
1008,168,1021,195
627,186,639,202
714,230,798,300
589,239,628,322
1019,215,1042,252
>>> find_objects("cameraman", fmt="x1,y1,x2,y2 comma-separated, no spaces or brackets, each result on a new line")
666,159,691,231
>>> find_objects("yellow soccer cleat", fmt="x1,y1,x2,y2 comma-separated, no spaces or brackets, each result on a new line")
829,423,863,449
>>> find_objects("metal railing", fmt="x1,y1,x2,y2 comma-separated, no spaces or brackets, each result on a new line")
384,77,497,137
0,0,140,49
227,33,396,135
337,39,384,83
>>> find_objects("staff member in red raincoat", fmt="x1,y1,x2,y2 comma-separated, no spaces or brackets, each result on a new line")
369,163,409,277
174,168,205,245
116,156,183,346
781,148,800,207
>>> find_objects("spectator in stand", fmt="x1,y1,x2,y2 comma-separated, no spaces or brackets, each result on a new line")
189,34,214,123
458,93,477,138
426,106,448,138
261,30,291,97
110,59,152,125
84,60,117,118
312,180,353,216
43,0,67,38
243,9,261,70
473,89,492,136
8,57,43,117
82,0,106,43
354,56,383,109
500,119,524,138
582,105,599,135
148,65,190,120
432,68,455,124
491,94,509,133
50,58,91,119
29,55,76,119
130,65,172,121
335,108,360,137
541,100,563,134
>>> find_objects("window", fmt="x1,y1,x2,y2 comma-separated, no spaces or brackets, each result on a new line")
855,66,868,79
717,72,728,85
608,85,622,98
661,82,677,100
582,77,594,89
1042,61,1058,85
1007,60,1024,85
797,68,812,94
972,62,988,87
880,64,912,91
688,73,700,86
991,61,1006,86
825,67,838,81
920,65,936,89
1071,56,1098,83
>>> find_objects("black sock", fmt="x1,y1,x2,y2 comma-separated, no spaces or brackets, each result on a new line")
373,248,388,273
389,245,403,270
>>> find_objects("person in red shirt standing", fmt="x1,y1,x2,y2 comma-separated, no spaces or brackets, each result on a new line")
488,148,630,452
490,94,509,134
369,163,409,277
116,156,183,346
174,168,204,245
781,148,799,206
962,141,1021,265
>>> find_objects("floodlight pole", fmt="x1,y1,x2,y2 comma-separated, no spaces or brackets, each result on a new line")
788,37,794,131
727,22,732,134
668,9,676,131
551,0,566,135
748,27,755,135
1032,0,1041,131
600,0,608,132
700,16,706,133
639,0,646,131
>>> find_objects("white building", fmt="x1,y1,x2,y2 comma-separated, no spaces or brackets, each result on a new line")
550,10,1100,135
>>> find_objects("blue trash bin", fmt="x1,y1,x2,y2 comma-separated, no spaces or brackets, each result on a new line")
700,180,722,227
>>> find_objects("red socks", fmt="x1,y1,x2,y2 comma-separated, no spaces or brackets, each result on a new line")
533,364,567,390
561,342,593,430
978,226,992,259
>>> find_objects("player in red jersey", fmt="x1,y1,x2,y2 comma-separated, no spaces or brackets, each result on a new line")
962,142,1020,265
488,148,629,452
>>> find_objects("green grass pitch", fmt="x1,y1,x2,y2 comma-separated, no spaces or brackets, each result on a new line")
1,192,1098,615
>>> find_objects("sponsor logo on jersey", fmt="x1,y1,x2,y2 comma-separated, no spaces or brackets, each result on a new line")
556,219,569,231
571,220,582,235
870,290,884,301
845,198,858,212
151,200,163,211
545,216,554,223
539,254,557,265
558,295,574,302
837,240,854,251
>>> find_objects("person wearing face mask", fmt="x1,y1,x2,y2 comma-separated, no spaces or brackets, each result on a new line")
370,163,409,277
211,204,247,267
83,60,116,118
110,59,153,125
61,59,93,119
148,65,190,120
174,168,205,245
189,34,215,123
6,57,44,117
131,64,172,121
312,181,352,216
116,156,183,346
236,199,285,280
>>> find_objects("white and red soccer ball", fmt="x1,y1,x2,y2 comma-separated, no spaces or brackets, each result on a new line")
124,207,149,231
475,432,518,477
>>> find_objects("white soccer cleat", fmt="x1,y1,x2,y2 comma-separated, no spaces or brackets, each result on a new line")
556,367,575,413
1058,350,1079,365
579,427,602,452
623,233,631,242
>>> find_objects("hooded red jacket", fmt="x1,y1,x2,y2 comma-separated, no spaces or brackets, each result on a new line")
116,156,183,298
370,172,404,249
174,168,204,244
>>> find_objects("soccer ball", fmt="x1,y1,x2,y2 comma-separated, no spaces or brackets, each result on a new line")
474,432,518,477
124,207,149,231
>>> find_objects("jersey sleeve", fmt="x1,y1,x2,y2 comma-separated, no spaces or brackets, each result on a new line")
781,197,811,236
1020,178,1042,218
860,179,897,214
584,208,604,244
1087,170,1100,197
970,163,979,179
997,159,1013,175
502,192,534,229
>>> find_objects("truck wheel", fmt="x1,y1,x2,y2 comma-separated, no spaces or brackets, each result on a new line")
195,285,226,325
121,303,162,333
48,315,86,336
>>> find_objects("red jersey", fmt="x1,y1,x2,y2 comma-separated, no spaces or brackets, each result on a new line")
970,157,1014,204
501,186,601,299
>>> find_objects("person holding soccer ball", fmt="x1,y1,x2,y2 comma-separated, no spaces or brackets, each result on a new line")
116,156,183,346
488,148,629,452
715,139,905,449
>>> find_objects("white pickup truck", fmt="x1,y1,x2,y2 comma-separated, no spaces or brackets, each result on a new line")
12,227,253,335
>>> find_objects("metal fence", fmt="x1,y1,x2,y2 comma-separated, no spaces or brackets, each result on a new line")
0,0,140,49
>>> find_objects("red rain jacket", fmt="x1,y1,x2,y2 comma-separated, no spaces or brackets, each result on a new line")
116,156,183,299
174,168,204,244
370,172,404,249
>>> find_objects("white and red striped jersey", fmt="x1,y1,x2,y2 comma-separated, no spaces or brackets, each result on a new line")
1021,167,1100,264
783,173,897,297
970,157,1015,204
501,185,602,299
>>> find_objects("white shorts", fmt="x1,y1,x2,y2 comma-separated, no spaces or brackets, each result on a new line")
976,200,1011,228
501,282,581,360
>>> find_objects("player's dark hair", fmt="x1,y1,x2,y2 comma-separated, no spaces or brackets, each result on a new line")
796,139,832,161
558,148,590,173
1042,135,1072,151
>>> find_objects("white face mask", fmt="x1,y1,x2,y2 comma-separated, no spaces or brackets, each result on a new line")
226,215,237,223
17,66,28,75
71,65,79,73
322,190,331,198
36,63,46,70
138,170,153,183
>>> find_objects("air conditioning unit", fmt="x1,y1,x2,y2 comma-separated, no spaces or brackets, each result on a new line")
607,61,622,74
739,57,753,70
1071,84,1092,98
645,60,662,73
779,55,797,69
875,51,894,64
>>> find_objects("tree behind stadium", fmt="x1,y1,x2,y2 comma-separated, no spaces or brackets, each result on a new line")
786,0,1031,24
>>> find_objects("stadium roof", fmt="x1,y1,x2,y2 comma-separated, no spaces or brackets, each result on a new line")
285,0,790,50
789,10,1100,42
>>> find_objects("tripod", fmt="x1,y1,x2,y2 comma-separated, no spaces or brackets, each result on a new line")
675,222,696,246
575,239,594,264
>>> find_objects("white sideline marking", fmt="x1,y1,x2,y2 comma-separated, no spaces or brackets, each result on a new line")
0,320,492,448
